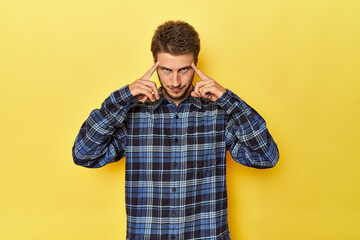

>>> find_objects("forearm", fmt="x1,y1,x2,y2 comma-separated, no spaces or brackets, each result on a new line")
217,90,279,169
72,85,137,168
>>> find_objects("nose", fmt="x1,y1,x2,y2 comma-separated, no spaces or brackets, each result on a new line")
171,72,181,87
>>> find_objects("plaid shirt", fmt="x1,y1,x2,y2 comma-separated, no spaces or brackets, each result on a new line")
73,85,279,240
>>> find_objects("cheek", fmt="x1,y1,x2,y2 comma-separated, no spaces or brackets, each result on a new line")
158,71,171,78
158,73,171,84
182,71,194,83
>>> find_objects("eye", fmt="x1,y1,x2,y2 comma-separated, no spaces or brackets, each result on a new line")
162,67,171,72
180,67,189,72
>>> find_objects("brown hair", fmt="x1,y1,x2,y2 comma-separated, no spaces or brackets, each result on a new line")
151,20,200,62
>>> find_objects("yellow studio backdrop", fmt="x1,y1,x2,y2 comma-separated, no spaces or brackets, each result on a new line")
1,0,359,239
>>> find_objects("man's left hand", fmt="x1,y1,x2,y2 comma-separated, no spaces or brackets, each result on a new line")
190,63,226,102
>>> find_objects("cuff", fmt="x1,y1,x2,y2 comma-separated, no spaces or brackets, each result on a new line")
102,85,138,113
111,84,138,105
215,89,245,114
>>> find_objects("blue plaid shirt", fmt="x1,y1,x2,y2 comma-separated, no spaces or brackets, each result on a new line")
73,85,279,240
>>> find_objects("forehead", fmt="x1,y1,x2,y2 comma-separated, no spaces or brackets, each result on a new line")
157,52,194,69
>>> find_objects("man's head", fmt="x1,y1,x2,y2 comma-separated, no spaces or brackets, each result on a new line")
151,20,200,105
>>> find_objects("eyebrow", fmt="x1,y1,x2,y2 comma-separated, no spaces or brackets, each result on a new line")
159,65,191,70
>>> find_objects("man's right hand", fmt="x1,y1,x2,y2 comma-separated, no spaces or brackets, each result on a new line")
129,62,160,103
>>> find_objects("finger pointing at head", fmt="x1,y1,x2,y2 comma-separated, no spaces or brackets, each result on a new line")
191,63,210,80
142,62,160,80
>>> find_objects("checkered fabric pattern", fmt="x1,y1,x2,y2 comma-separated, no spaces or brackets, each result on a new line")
73,85,279,240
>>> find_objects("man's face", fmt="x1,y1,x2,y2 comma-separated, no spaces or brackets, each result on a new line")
156,52,195,105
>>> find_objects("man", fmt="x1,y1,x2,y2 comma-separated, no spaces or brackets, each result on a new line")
73,20,279,240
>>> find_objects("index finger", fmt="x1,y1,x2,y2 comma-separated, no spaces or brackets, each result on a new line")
142,62,159,80
191,63,210,80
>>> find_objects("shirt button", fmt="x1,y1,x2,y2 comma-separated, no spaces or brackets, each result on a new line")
172,187,176,192
175,138,178,142
171,235,175,240
173,162,177,167
175,115,179,119
172,211,176,217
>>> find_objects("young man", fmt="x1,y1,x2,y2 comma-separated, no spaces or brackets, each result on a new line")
73,20,279,240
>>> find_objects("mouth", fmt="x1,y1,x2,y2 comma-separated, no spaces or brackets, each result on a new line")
170,87,184,93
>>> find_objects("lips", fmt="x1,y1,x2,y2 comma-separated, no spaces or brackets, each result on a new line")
171,87,183,93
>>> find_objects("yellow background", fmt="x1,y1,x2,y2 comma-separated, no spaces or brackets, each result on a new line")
1,0,359,239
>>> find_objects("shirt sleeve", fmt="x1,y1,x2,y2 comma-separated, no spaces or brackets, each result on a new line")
216,89,279,169
72,85,138,168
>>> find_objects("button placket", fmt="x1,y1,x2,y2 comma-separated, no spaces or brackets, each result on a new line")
169,109,179,238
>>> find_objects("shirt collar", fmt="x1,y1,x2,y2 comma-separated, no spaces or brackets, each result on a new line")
149,86,202,111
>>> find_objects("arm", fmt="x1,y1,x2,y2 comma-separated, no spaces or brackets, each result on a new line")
190,63,279,169
216,90,279,169
72,85,137,168
72,62,160,168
